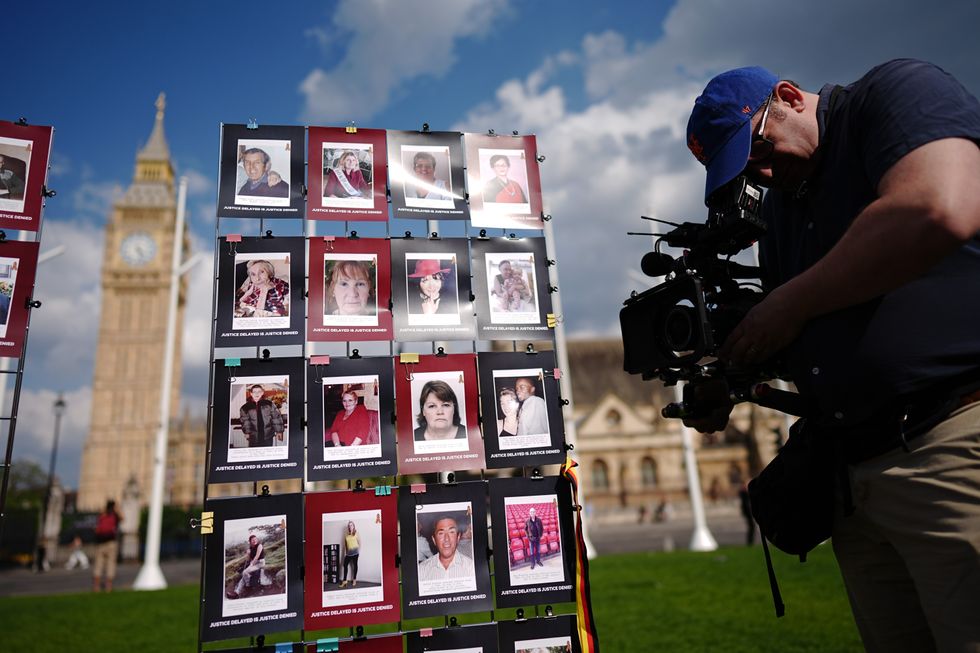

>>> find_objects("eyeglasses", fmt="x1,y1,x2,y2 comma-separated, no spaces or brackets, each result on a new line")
749,93,775,162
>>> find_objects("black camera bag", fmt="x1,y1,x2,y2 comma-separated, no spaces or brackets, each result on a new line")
748,417,835,558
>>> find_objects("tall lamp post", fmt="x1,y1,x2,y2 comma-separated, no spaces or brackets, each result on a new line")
36,393,67,571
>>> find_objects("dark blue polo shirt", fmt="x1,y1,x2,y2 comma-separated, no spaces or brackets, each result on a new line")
760,59,980,427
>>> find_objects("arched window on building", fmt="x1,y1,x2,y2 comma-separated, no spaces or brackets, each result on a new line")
605,409,622,427
641,457,658,488
592,459,610,491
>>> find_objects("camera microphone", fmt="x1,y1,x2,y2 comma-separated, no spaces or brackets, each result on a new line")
640,252,675,278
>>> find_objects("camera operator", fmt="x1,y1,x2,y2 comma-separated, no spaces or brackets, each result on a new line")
685,60,980,651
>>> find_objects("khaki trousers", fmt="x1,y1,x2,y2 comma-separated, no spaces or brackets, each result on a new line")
832,402,980,653
92,539,118,580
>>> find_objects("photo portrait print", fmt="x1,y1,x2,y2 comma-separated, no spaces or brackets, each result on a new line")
232,253,291,331
308,237,392,342
471,237,553,340
322,144,374,209
226,374,290,463
222,515,288,618
0,240,38,358
489,476,576,608
321,509,384,608
201,494,303,642
307,127,388,221
322,374,382,461
0,135,31,215
233,139,292,207
386,130,468,220
0,120,52,231
395,353,484,475
304,490,400,630
0,256,23,339
390,238,475,342
306,356,397,482
323,254,378,327
398,482,491,619
215,236,304,348
503,494,566,587
478,351,566,469
464,133,543,230
405,253,461,327
208,357,304,484
217,124,304,218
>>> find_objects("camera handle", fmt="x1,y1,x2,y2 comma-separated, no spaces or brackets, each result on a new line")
662,382,809,419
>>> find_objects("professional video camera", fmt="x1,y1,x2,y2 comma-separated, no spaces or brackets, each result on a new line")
619,175,805,419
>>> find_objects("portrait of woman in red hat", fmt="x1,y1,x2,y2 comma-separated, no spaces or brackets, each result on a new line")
406,256,459,322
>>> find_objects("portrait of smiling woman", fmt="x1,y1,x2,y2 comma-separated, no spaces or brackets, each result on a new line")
406,258,458,318
236,259,290,319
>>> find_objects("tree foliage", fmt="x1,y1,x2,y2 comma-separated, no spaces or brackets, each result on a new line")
4,459,48,509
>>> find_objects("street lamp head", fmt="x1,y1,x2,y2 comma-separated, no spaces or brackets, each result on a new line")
53,394,66,417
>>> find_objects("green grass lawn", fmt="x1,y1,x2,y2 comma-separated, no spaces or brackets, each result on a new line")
0,545,861,652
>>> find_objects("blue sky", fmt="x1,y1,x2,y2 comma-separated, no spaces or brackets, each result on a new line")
4,0,979,487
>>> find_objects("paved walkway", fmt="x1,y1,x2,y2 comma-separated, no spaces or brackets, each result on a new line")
0,558,202,598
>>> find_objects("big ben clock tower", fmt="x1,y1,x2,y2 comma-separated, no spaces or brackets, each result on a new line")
77,94,189,510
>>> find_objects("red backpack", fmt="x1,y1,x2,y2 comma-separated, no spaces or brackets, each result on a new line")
95,512,118,540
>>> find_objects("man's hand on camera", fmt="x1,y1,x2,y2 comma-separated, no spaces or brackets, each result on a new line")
719,284,807,367
682,378,734,433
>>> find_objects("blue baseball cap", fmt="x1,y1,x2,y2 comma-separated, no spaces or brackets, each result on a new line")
686,66,778,203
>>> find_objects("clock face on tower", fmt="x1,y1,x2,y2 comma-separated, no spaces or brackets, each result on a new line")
120,232,157,267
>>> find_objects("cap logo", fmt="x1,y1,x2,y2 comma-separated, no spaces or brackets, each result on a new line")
741,105,752,114
687,134,707,164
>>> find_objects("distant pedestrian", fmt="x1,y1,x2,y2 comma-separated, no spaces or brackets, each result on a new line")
65,535,90,570
92,500,121,592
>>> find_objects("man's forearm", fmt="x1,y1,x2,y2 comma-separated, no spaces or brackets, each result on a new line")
780,197,967,321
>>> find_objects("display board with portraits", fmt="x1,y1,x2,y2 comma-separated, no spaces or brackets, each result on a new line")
207,357,305,483
307,127,389,222
217,124,305,219
398,481,492,620
464,133,544,230
306,355,397,481
304,490,400,630
395,353,485,475
489,476,576,608
199,121,596,649
200,494,304,642
308,237,393,342
214,236,305,348
498,614,581,653
471,237,554,341
0,240,39,358
478,351,567,469
390,237,477,342
405,623,498,653
0,121,53,232
387,130,469,221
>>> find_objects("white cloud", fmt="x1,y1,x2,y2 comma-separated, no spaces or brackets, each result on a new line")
71,180,124,219
11,385,93,487
299,0,511,122
24,219,105,385
181,168,213,197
